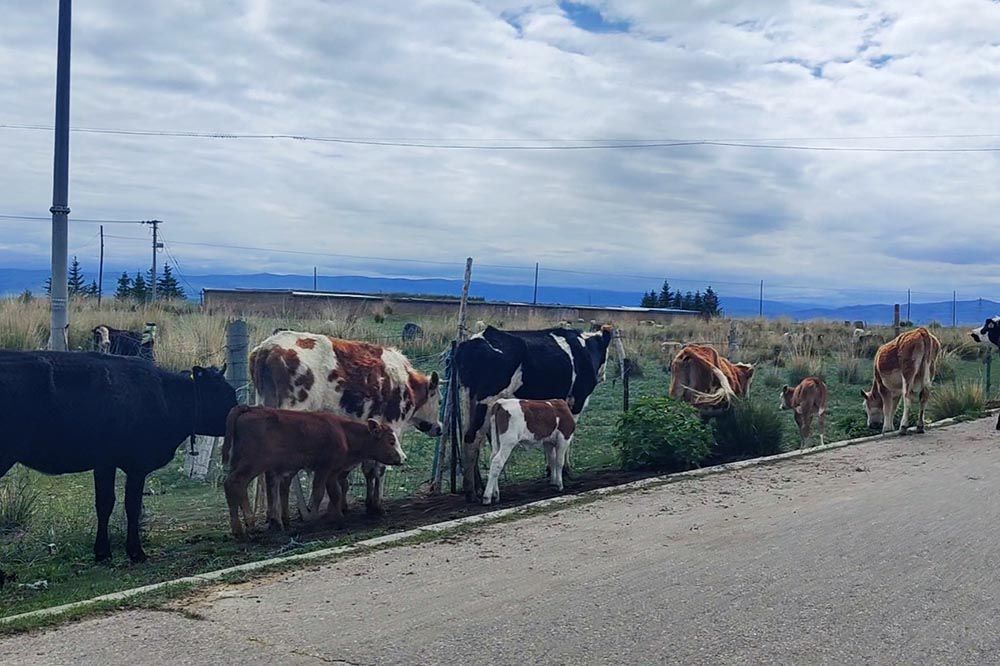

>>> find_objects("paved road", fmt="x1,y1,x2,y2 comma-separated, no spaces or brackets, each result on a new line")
4,418,1000,665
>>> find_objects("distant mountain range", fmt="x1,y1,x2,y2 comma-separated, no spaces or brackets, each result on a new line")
1,268,995,326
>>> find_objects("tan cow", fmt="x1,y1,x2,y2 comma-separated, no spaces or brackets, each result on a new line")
780,377,828,447
862,327,941,434
669,344,754,409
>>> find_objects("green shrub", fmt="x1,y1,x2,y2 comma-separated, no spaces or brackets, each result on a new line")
613,397,713,472
711,398,786,462
934,354,957,383
373,313,385,324
836,357,867,385
785,356,823,387
834,411,874,439
928,381,985,422
0,468,39,535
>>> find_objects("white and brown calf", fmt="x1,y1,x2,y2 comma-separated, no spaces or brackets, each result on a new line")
779,377,828,447
481,399,575,506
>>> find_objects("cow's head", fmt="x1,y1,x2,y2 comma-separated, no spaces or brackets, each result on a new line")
582,325,614,383
734,363,755,396
409,371,442,436
192,364,237,436
366,419,406,466
861,388,884,429
969,317,1000,347
779,385,795,411
93,326,111,353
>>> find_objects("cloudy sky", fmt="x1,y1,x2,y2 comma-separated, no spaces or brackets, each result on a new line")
0,0,998,302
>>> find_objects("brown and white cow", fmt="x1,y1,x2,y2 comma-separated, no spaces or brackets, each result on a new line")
221,405,405,538
862,327,941,434
249,330,441,519
669,344,754,409
480,398,575,506
780,377,828,447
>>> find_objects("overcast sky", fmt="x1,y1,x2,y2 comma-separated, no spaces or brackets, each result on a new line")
0,0,998,302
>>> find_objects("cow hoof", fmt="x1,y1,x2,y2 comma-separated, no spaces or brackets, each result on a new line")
266,520,283,532
128,549,148,564
94,550,112,564
916,426,925,434
898,427,909,436
365,504,386,518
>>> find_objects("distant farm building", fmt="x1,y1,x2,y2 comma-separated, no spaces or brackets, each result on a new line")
201,288,700,325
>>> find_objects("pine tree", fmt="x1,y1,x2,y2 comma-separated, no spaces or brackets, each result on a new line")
672,291,684,309
67,256,87,296
132,272,149,302
86,280,99,298
115,272,133,300
156,263,185,300
682,291,695,310
693,290,704,312
703,286,721,317
657,281,672,308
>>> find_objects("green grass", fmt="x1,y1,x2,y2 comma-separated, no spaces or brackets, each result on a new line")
2,306,995,620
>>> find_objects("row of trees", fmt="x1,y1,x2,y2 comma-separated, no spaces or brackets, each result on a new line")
640,281,721,316
44,257,186,301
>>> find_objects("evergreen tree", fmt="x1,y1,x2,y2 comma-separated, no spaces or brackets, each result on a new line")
693,290,704,312
86,280,99,298
115,272,133,300
682,291,695,310
132,272,149,302
156,263,185,300
67,256,87,296
703,286,721,317
640,290,657,308
656,281,672,308
672,291,684,309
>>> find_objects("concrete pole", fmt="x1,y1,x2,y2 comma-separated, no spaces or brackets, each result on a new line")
48,0,72,351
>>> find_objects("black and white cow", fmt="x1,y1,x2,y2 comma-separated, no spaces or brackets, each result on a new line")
93,323,156,362
969,317,1000,430
455,324,613,501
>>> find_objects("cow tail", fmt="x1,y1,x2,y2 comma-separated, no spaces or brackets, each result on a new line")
222,405,251,470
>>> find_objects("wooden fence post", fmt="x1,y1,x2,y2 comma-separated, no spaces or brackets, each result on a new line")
893,304,900,339
986,350,993,398
613,328,629,412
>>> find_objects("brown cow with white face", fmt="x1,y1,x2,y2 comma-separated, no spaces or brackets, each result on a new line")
862,327,941,434
250,330,441,521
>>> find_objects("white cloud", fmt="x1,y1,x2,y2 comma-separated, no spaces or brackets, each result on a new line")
0,0,999,302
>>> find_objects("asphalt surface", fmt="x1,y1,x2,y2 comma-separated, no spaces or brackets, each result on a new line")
4,418,1000,665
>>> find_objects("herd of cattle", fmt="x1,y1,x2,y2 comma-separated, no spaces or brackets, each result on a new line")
1,317,999,563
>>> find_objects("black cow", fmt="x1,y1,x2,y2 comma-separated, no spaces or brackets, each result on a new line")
455,325,613,501
0,352,235,562
93,323,156,362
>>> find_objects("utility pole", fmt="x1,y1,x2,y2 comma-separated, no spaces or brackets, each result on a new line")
313,266,317,291
532,262,539,305
759,280,764,318
953,290,957,328
97,224,104,307
143,220,163,303
906,289,911,323
48,0,72,351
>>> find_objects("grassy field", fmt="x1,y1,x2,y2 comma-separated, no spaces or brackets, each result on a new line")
0,298,994,618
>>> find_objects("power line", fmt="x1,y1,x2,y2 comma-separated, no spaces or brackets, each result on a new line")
157,233,197,295
2,123,999,152
0,213,144,224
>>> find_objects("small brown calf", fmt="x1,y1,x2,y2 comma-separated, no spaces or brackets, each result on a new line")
779,377,828,447
221,405,405,538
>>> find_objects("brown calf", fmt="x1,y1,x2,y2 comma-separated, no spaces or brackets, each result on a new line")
669,344,754,409
222,406,406,538
779,377,828,447
862,327,941,434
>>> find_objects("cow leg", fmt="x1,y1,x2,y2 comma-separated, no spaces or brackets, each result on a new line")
223,472,249,539
280,474,293,526
324,476,345,528
882,394,899,434
898,377,912,434
483,435,517,506
463,401,489,502
307,470,328,520
337,469,351,513
124,472,149,563
551,436,571,492
817,409,826,446
916,386,929,434
362,460,386,516
93,467,116,562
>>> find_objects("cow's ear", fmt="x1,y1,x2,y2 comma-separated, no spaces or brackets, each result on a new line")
429,372,439,391
987,319,996,330
782,385,789,392
367,419,380,433
192,365,204,378
860,389,868,398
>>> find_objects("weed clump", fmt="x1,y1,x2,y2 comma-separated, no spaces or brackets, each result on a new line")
613,397,712,472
